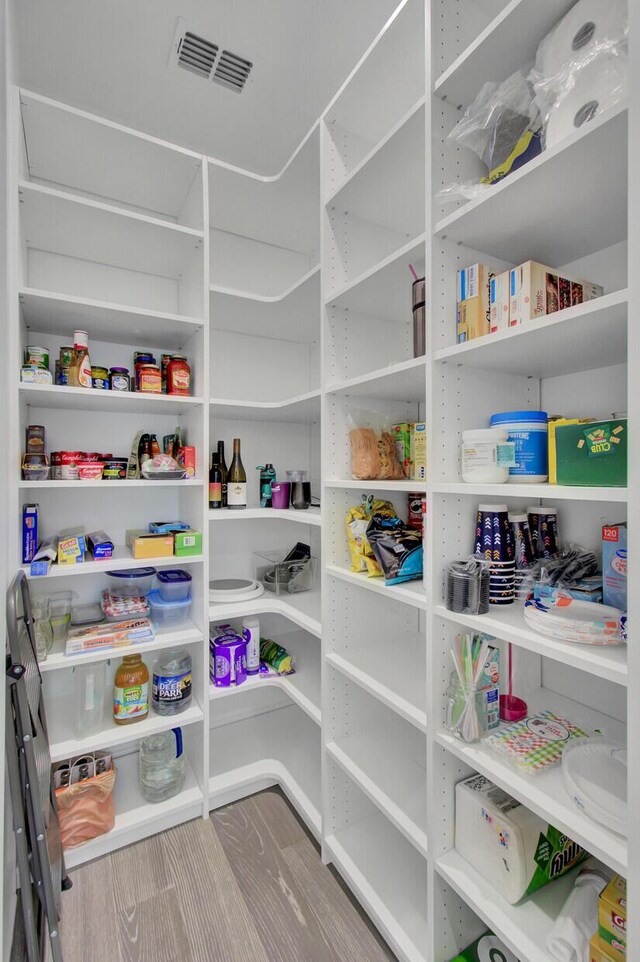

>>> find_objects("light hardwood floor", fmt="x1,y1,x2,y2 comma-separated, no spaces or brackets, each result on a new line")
24,788,397,962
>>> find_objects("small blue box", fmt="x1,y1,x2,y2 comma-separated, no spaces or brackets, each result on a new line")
22,504,38,564
148,521,190,534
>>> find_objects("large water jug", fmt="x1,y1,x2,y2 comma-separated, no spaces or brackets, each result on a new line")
139,728,185,803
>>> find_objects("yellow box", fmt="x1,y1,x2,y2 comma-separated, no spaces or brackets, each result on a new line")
599,875,626,962
591,933,620,962
410,423,426,482
457,296,490,342
57,528,87,565
125,529,174,560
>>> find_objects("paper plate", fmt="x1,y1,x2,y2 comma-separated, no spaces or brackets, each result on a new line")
562,739,627,837
209,579,265,604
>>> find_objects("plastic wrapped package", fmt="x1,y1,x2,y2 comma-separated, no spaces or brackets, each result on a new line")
345,497,396,577
348,412,405,480
365,514,423,586
55,767,116,848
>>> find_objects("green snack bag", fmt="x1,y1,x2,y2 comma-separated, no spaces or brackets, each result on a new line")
260,638,294,675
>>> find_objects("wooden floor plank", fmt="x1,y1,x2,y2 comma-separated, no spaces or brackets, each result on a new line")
252,786,311,850
211,796,339,962
111,831,172,910
283,837,398,962
117,887,190,962
58,855,122,962
161,817,269,962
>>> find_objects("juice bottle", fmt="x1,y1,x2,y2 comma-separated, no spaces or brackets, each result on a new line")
113,654,149,725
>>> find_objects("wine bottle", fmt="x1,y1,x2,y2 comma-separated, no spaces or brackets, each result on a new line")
227,438,247,509
209,452,223,509
217,440,228,507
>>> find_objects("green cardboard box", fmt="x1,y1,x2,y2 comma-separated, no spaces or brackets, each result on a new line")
555,418,627,487
450,932,520,962
173,529,202,557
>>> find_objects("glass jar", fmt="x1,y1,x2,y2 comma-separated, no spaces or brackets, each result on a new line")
109,367,130,391
31,598,53,661
166,355,191,397
152,649,192,716
445,670,488,743
139,728,185,803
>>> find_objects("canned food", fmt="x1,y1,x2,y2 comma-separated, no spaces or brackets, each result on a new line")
91,366,109,390
102,458,128,480
60,451,82,480
24,346,49,369
77,461,105,481
51,452,61,480
109,367,130,392
408,492,424,532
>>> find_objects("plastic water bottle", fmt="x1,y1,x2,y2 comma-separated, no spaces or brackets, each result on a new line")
152,649,192,715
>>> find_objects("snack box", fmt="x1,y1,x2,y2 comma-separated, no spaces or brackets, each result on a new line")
126,529,174,559
57,528,87,565
598,874,626,962
490,271,510,333
509,261,603,327
87,530,114,560
555,418,627,487
450,932,520,962
591,933,620,962
391,423,413,478
65,617,156,654
22,503,39,564
602,524,627,611
178,445,196,479
548,418,595,484
410,423,426,482
456,263,494,343
174,529,202,557
148,521,191,534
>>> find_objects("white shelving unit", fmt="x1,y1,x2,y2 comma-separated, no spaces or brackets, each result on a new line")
5,4,639,961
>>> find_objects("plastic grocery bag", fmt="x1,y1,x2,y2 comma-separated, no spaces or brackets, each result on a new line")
55,768,116,848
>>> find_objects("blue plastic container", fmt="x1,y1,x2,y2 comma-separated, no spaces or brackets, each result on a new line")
489,411,548,482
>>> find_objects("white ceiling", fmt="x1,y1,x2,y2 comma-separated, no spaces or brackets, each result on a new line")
13,0,399,175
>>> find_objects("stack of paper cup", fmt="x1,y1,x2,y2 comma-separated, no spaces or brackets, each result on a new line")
474,504,515,606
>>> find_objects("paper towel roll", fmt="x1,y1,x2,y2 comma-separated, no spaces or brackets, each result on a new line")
537,0,627,79
545,55,627,150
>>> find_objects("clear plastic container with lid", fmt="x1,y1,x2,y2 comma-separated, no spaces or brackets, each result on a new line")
156,569,192,602
147,590,192,628
461,428,515,484
106,566,157,598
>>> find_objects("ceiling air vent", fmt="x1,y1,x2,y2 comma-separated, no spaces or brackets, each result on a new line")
213,50,253,93
176,31,218,79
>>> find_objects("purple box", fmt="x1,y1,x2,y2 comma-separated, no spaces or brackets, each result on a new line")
22,503,38,564
209,628,247,687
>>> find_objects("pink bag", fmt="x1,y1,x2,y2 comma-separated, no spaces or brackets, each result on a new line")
55,767,116,849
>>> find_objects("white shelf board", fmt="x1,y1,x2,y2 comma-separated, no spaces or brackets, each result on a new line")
435,687,627,876
208,705,321,838
19,180,204,279
430,481,627,503
325,233,425,321
210,629,320,725
209,507,321,526
209,588,321,638
326,356,426,402
48,699,204,764
435,603,627,687
19,288,203,350
23,547,203,580
21,89,202,218
39,623,203,673
63,750,204,869
435,104,627,266
435,850,581,962
326,96,426,206
209,265,320,342
325,813,428,962
20,382,204,415
326,563,426,611
209,390,321,423
19,478,203,489
326,99,425,237
327,740,427,858
434,0,576,107
325,479,425,493
434,290,628,379
326,652,427,733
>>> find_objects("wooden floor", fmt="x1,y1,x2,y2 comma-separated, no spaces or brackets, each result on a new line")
32,788,397,962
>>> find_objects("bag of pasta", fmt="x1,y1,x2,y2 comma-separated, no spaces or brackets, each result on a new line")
346,496,396,577
348,412,405,480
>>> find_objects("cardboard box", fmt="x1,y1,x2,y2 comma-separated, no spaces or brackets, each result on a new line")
602,524,627,610
178,445,196,479
30,536,58,576
548,417,595,483
591,932,620,962
598,874,626,961
126,529,174,559
555,418,627,487
57,528,87,565
490,271,510,333
148,521,191,534
509,261,603,327
87,530,114,560
410,423,426,482
22,503,39,564
456,263,494,343
391,423,413,478
174,530,202,557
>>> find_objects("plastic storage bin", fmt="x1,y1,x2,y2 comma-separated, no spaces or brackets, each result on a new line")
254,550,316,595
147,590,192,628
106,567,157,598
156,569,192,603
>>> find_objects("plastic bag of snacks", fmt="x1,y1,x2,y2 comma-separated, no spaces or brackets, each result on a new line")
346,497,396,577
348,411,405,480
366,513,423,586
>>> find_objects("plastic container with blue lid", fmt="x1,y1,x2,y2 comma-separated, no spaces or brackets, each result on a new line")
106,567,157,598
490,410,548,483
156,569,192,603
147,590,192,628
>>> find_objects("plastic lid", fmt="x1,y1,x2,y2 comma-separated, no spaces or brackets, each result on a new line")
156,569,192,585
490,410,548,424
147,589,191,609
107,566,157,579
462,428,507,439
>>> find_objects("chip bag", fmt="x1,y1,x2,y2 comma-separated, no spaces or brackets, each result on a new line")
346,497,396,577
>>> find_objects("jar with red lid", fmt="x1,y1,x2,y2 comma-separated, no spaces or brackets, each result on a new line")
167,356,191,396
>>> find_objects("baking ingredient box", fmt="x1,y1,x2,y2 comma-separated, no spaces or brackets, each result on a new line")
490,271,510,333
411,423,426,481
456,263,495,343
509,261,603,327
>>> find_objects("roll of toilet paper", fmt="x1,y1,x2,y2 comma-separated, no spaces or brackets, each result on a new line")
537,0,627,79
545,55,628,150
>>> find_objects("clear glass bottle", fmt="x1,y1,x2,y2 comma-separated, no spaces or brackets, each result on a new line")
139,728,185,803
152,649,192,716
227,438,247,509
31,598,53,661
